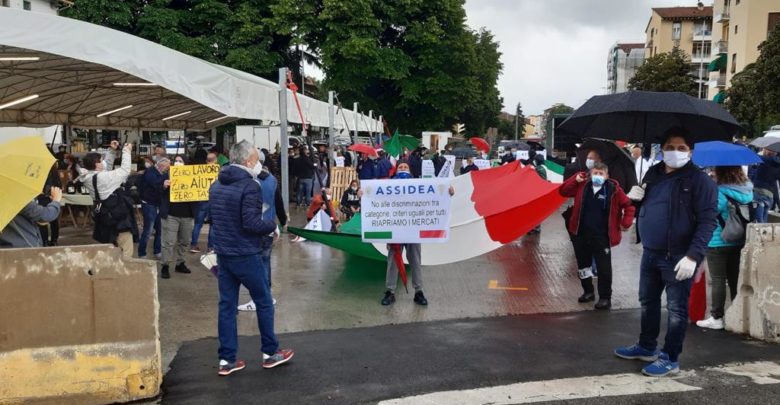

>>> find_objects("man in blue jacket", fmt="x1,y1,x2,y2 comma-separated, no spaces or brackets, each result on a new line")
209,141,294,376
138,158,169,258
615,128,717,377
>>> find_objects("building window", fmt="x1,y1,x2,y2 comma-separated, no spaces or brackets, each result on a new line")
692,42,711,59
731,53,737,73
769,13,780,34
672,22,682,40
734,25,738,35
23,0,31,10
1,0,9,7
735,0,740,4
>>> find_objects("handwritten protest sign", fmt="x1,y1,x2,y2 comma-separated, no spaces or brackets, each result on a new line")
335,156,345,167
360,178,452,244
169,164,220,202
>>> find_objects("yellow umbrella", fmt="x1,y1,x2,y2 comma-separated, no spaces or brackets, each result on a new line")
0,136,56,230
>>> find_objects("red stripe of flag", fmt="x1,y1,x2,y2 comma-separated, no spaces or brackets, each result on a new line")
419,230,446,238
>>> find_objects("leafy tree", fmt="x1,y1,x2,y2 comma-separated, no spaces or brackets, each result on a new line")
515,103,525,139
726,24,780,136
628,47,697,96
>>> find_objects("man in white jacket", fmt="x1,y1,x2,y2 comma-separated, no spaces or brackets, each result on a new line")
78,141,135,257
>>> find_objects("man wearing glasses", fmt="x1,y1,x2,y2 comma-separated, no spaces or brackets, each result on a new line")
614,128,717,377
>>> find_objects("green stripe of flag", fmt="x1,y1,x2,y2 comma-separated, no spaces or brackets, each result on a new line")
544,160,565,175
364,231,393,239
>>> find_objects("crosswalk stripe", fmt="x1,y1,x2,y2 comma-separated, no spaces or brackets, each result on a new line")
378,361,780,405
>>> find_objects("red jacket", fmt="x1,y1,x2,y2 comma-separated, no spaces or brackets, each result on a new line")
559,172,636,247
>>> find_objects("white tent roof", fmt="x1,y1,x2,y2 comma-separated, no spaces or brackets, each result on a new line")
0,8,382,132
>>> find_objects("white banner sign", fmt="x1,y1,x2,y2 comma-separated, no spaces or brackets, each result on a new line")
335,156,345,167
438,159,453,178
516,150,529,160
444,155,456,177
361,178,452,244
421,159,435,178
473,159,491,170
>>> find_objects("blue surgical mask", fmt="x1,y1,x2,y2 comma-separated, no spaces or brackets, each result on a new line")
591,175,606,186
586,159,595,170
395,171,412,179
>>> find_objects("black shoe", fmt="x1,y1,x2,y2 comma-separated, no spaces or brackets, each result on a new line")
595,298,612,310
413,291,428,306
381,290,395,306
578,292,595,303
175,263,191,274
160,265,170,279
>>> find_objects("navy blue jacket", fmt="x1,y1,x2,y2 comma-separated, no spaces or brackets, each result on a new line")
139,167,165,205
750,155,780,208
208,165,278,256
636,161,718,263
357,158,378,180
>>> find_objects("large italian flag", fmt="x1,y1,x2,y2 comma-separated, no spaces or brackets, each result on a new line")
289,161,566,265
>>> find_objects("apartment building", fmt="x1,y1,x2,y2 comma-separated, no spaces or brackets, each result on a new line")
709,0,780,102
0,0,67,14
645,5,713,98
607,42,645,94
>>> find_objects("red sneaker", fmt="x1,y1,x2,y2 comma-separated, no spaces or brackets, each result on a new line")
262,349,294,369
218,359,246,376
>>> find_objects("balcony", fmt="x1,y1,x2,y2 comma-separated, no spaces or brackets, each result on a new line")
708,74,727,88
714,40,728,54
693,29,712,41
715,10,730,23
691,53,712,64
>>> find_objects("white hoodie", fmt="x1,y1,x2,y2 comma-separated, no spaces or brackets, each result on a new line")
77,147,131,200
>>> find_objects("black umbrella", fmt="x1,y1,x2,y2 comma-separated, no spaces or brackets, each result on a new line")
558,91,743,144
576,138,638,192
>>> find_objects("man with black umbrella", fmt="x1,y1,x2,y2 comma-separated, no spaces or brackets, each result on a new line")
615,128,717,377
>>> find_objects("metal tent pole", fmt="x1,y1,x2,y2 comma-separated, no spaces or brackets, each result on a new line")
328,90,335,167
353,102,359,145
279,67,290,215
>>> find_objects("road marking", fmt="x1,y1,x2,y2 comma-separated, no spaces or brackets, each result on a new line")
379,371,699,405
488,280,528,291
379,361,780,405
708,361,780,385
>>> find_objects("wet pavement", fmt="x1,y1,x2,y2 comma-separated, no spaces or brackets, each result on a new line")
56,206,780,404
160,310,780,405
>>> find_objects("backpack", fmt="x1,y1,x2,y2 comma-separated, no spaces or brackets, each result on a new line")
91,174,133,244
717,196,751,244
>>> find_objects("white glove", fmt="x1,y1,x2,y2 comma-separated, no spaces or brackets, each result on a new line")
627,185,645,201
674,257,697,281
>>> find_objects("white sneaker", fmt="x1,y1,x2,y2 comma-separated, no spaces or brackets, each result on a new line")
273,298,277,305
696,316,724,330
237,301,256,312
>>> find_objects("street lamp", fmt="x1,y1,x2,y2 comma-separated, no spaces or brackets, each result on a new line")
697,1,705,99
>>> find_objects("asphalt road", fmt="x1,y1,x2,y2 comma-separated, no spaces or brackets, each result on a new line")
161,309,780,404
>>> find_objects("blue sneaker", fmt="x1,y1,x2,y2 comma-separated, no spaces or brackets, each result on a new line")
642,352,679,377
614,344,659,361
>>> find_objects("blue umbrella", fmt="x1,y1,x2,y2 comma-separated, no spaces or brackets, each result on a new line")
692,141,762,167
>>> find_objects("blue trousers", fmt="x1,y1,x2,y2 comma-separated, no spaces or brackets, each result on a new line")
190,201,209,248
137,202,161,257
297,178,313,205
260,236,273,287
753,192,773,223
638,249,693,362
217,254,278,361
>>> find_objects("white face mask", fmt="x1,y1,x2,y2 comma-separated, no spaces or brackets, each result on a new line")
350,186,357,191
663,151,690,169
585,159,595,170
144,162,153,169
252,161,263,176
174,161,184,166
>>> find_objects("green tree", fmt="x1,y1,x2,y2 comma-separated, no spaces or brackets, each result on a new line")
628,47,697,96
727,24,780,136
515,103,525,139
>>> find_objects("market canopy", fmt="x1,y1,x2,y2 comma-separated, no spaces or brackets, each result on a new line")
0,8,382,132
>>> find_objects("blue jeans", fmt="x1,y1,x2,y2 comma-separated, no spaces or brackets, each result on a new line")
260,236,273,287
190,201,209,248
297,178,313,205
753,192,773,223
217,254,278,361
638,249,693,362
138,202,161,257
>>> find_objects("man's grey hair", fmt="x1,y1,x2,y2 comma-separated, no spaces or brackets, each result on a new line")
230,140,256,165
155,157,170,168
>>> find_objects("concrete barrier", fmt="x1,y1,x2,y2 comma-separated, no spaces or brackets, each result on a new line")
725,224,780,344
0,245,161,404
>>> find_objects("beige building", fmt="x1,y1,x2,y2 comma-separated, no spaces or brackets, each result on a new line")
709,0,780,102
645,6,713,97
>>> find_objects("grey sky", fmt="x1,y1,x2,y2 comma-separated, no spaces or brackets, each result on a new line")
464,0,698,115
